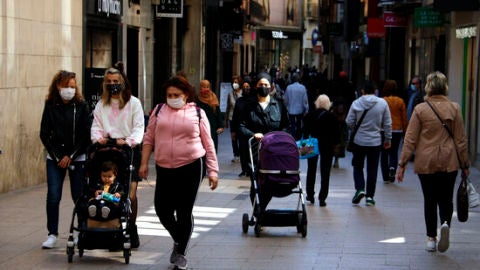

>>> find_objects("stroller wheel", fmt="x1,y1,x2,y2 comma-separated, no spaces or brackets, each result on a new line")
67,246,74,263
124,248,131,264
254,223,261,237
242,213,249,233
297,212,307,237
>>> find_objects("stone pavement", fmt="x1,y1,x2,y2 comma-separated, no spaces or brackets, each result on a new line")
1,131,480,270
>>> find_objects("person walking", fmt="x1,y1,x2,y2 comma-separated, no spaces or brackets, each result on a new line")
406,76,424,121
231,81,253,177
139,76,219,270
226,75,242,162
380,80,408,183
346,81,392,206
238,73,290,208
40,70,91,248
303,94,340,207
90,62,144,248
196,79,224,151
283,73,309,140
397,71,470,253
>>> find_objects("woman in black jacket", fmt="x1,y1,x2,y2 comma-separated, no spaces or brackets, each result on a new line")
238,73,290,207
303,94,340,207
40,70,91,248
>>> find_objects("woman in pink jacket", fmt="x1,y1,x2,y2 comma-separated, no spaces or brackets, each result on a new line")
139,76,218,270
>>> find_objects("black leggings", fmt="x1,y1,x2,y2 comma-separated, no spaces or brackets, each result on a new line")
154,158,203,255
418,171,457,237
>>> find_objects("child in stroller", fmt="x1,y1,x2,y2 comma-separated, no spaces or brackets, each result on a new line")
87,161,125,220
67,143,133,264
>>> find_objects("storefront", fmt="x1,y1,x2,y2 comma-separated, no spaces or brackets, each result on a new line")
84,0,123,111
256,27,303,75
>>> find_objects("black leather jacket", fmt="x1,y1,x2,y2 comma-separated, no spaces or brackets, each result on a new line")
238,96,290,138
40,100,92,162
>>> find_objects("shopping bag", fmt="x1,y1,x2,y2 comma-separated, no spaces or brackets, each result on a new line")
456,175,469,222
467,180,480,208
296,136,319,159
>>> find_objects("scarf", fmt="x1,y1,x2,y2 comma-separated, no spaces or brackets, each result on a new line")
198,90,219,111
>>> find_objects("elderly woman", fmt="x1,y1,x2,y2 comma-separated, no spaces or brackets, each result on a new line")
397,71,470,253
302,94,340,207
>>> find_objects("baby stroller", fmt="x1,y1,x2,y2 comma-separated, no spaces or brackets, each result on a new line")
242,131,307,237
66,141,133,264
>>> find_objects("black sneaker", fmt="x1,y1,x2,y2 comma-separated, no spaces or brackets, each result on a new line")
351,190,365,204
388,167,396,182
306,195,315,204
129,224,140,248
319,200,327,207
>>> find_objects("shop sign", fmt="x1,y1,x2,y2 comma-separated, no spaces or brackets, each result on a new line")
384,11,407,27
456,26,477,39
414,7,444,28
156,0,183,18
367,18,385,38
97,0,122,17
272,31,288,39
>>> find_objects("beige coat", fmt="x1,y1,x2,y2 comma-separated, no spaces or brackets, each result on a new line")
399,95,469,174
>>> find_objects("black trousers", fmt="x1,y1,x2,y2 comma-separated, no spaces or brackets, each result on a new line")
418,171,457,238
306,148,334,202
154,158,203,255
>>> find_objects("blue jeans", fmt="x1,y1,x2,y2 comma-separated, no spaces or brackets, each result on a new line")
351,145,381,198
46,159,84,235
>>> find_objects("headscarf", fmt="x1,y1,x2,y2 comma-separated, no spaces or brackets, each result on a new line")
198,80,219,111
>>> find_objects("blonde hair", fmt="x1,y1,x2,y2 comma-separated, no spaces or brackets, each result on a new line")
425,71,448,96
315,94,331,110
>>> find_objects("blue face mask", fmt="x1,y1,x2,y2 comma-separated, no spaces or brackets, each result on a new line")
410,84,416,91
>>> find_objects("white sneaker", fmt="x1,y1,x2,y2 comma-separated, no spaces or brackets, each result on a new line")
437,222,450,252
426,237,436,252
173,254,188,270
88,205,97,217
42,234,57,249
101,206,110,219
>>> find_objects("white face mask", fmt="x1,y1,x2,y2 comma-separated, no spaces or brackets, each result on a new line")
232,83,239,90
167,97,186,109
60,87,75,101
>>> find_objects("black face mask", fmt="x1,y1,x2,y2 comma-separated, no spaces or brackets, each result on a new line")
257,86,270,97
106,83,123,95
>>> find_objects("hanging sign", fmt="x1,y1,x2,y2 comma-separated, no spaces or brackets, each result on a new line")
156,0,183,18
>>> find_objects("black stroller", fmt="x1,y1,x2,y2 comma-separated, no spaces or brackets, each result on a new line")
242,131,307,237
66,141,133,264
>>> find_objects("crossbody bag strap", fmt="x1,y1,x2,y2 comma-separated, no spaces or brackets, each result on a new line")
351,109,369,140
425,100,463,167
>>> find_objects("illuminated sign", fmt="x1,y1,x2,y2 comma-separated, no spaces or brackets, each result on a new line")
97,0,122,17
272,31,288,39
456,26,477,39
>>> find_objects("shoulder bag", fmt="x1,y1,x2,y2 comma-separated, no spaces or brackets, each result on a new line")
426,101,469,222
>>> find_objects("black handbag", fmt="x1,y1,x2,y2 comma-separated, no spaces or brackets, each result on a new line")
426,101,469,222
457,175,469,222
346,109,368,152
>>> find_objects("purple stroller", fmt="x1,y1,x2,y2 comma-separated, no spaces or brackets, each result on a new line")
242,131,307,237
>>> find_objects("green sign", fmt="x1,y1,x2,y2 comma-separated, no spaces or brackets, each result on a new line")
414,7,444,27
